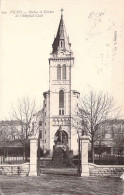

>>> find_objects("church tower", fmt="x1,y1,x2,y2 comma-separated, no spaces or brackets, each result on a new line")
41,11,80,155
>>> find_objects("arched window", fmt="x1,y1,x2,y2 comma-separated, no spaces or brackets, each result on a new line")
57,65,61,80
61,41,63,48
39,131,42,139
39,121,42,126
59,90,64,108
62,65,66,79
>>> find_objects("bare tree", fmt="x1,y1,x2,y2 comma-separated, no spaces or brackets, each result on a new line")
73,91,119,163
11,97,37,160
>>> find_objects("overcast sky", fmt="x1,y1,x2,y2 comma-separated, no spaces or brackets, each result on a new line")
0,0,124,119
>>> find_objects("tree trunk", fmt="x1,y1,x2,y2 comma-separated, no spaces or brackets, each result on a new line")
37,136,40,176
78,136,81,176
99,149,100,163
25,127,28,161
3,147,5,163
91,142,94,163
24,141,28,162
23,145,25,162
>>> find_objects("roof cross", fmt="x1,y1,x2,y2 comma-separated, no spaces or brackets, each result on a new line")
60,8,64,17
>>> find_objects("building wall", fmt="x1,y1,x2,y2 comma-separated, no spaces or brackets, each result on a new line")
39,91,80,154
38,56,80,155
49,59,72,117
49,57,72,154
70,90,80,154
42,92,50,153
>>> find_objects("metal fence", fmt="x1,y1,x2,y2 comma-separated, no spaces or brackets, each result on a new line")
92,147,124,165
93,153,124,165
0,147,30,164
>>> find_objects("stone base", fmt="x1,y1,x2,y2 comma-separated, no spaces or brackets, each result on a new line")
81,164,89,177
29,171,37,176
89,163,124,177
81,172,89,177
120,173,124,180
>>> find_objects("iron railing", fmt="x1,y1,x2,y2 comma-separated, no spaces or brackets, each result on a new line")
0,146,30,164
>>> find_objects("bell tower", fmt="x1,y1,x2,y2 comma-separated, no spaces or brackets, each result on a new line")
49,10,74,152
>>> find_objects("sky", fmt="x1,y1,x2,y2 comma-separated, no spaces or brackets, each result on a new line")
0,0,124,119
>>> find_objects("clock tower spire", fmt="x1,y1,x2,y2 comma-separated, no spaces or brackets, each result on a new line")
52,9,72,56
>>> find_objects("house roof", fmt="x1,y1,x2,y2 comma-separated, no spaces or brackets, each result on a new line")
0,140,23,147
0,139,30,147
0,120,22,126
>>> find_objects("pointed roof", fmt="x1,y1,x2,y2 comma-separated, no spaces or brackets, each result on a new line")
52,12,71,54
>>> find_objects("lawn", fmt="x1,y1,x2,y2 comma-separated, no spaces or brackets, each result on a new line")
0,171,124,195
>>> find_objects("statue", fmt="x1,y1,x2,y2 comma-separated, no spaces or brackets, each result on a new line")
54,125,68,146
54,125,62,145
57,125,62,143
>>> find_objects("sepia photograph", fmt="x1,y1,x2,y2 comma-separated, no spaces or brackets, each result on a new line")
0,0,124,194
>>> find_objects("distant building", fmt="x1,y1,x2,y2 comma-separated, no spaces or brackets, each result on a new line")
94,119,124,155
0,120,22,141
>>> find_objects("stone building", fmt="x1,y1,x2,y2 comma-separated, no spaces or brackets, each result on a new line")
94,119,124,155
0,120,22,141
34,12,80,155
